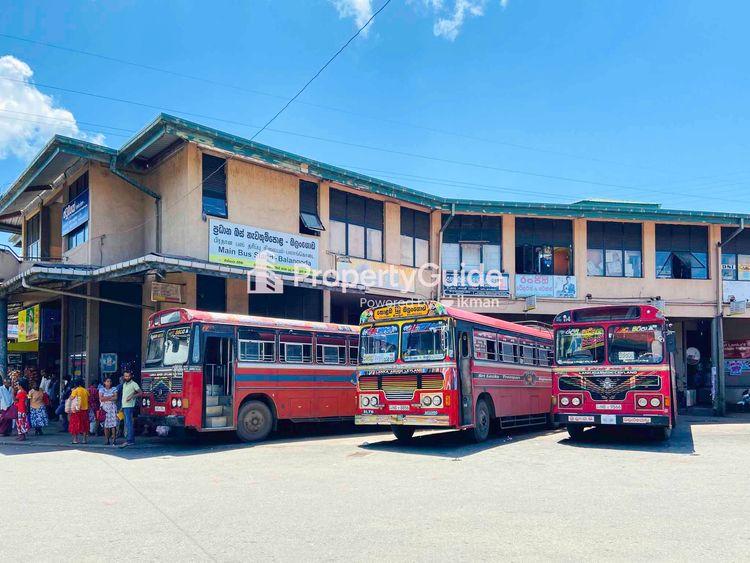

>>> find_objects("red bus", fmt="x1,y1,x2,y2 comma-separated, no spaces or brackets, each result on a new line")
139,308,359,442
552,305,677,440
355,301,553,443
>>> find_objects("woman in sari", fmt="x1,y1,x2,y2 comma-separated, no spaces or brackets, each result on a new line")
15,377,30,441
68,378,90,445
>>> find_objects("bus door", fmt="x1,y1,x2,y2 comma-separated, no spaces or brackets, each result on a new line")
458,329,473,425
202,326,234,429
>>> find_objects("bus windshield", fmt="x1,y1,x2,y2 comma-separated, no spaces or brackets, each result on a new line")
401,320,449,362
145,331,165,365
555,327,605,365
164,327,191,366
360,325,399,364
609,324,664,364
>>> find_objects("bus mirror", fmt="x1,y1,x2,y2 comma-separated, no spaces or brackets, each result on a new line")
666,331,677,353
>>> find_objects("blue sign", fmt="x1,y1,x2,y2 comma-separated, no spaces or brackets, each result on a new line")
61,190,89,235
100,353,118,374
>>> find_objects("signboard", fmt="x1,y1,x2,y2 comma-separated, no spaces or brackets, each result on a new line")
730,299,747,316
100,353,118,373
61,189,89,236
515,275,577,298
442,270,510,297
373,302,431,321
524,295,537,312
337,258,417,293
208,219,318,274
18,304,40,342
724,339,750,359
723,281,750,304
151,282,183,303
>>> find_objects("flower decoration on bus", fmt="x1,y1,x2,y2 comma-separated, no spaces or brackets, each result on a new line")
523,371,538,386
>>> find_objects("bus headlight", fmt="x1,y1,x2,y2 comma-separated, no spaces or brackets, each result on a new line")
361,396,371,407
422,395,433,407
637,397,648,408
432,395,442,407
571,397,581,406
560,397,570,406
650,397,661,408
177,399,183,408
171,398,177,408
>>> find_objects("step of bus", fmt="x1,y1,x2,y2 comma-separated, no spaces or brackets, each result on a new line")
205,395,220,407
206,385,223,396
205,405,225,417
206,415,228,428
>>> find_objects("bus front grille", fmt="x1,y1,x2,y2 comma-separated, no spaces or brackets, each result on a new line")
359,373,444,400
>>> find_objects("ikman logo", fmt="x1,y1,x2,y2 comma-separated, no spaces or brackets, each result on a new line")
247,252,283,295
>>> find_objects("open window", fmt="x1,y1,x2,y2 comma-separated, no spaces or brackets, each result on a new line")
238,328,276,362
279,331,313,364
316,333,347,365
299,180,324,235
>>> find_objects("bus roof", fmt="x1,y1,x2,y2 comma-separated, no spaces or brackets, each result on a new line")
553,305,665,326
360,301,551,340
148,308,359,334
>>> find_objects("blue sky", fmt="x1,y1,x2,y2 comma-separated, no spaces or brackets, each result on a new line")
1,0,749,221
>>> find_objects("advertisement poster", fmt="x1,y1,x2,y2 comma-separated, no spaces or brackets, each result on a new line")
208,219,319,274
515,275,577,298
723,280,750,302
724,339,750,359
61,190,89,235
151,282,183,303
442,270,510,297
18,304,40,342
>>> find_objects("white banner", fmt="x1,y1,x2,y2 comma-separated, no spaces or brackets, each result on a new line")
515,274,577,298
208,219,319,274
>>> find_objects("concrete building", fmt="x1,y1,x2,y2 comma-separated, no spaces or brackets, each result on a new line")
0,113,748,413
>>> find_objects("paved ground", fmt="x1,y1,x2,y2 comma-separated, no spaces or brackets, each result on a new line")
3,415,749,562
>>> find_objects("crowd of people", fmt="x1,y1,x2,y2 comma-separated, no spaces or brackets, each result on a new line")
0,367,143,447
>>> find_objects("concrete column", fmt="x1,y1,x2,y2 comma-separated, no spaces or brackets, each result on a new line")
0,297,6,378
384,202,400,265
226,278,249,315
323,290,331,322
502,215,515,295
86,283,100,385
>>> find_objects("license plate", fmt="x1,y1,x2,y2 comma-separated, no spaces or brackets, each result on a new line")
623,416,651,424
389,405,409,411
154,406,166,413
601,414,617,425
596,403,622,411
568,415,594,423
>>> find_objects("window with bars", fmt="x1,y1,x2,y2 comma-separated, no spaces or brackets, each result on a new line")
587,221,643,278
279,332,313,364
515,218,573,275
655,224,708,279
329,189,383,261
238,329,276,362
400,208,430,267
299,180,324,236
202,154,227,218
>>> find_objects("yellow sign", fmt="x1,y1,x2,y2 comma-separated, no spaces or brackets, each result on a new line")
151,282,183,303
18,304,40,342
373,302,430,321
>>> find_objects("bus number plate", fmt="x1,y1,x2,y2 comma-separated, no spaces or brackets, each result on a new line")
154,406,166,413
389,405,409,411
601,414,617,425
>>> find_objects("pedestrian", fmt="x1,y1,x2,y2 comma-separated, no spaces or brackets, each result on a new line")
99,377,119,446
15,377,30,441
57,375,72,432
28,381,49,436
67,378,90,445
87,379,101,436
39,369,53,395
47,372,60,420
119,371,142,448
0,377,15,436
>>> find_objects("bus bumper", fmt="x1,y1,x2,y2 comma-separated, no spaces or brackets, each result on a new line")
138,414,185,428
355,414,451,427
555,413,670,427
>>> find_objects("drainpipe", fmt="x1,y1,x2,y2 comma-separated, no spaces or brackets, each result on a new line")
436,203,456,301
109,157,162,253
22,278,154,310
713,218,745,416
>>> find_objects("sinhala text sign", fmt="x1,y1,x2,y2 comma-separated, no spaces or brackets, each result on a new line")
208,219,319,274
515,274,577,298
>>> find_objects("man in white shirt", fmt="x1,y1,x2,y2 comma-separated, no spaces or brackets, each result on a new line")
39,370,52,394
0,378,14,436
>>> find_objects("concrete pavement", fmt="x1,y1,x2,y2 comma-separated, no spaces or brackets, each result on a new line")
2,415,749,562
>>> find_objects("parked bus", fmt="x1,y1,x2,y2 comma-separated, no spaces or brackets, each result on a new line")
355,301,553,443
139,308,359,442
552,305,677,440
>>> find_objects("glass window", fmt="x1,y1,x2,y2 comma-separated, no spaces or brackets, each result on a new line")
238,329,276,362
605,249,624,277
360,325,399,364
501,341,515,363
163,327,191,366
25,213,41,259
400,235,414,267
348,224,365,258
587,249,604,276
722,253,738,281
625,250,642,278
655,224,709,279
401,320,449,362
349,339,359,365
401,208,431,267
330,221,347,255
146,331,165,365
738,254,750,281
66,223,88,251
279,333,313,364
520,345,535,365
366,228,382,261
202,154,227,218
555,327,605,365
329,189,383,260
299,180,323,235
516,218,573,274
316,334,348,365
587,221,642,278
608,324,664,365
461,243,481,270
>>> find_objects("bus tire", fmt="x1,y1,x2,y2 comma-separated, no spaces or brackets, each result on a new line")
566,424,586,440
236,400,274,443
469,398,491,443
654,426,672,441
391,425,415,443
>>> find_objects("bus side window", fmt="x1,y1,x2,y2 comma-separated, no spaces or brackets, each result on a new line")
501,340,514,364
191,324,201,364
460,332,470,359
349,338,359,365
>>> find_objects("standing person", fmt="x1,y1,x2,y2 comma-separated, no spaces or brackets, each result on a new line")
15,377,30,441
119,371,142,448
0,377,15,436
39,369,53,394
87,379,101,436
99,377,119,446
57,375,72,432
28,381,49,436
47,372,60,420
68,378,90,445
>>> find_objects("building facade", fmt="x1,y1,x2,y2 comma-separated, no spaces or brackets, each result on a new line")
1,114,748,413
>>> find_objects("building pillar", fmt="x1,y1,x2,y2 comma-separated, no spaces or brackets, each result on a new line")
712,316,726,416
86,283,100,385
323,290,331,322
0,297,7,378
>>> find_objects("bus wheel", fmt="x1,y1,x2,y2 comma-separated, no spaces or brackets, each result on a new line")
236,401,274,443
654,426,672,441
566,424,586,440
391,425,415,443
469,399,491,443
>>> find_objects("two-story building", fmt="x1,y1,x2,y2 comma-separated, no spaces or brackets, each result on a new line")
1,113,748,413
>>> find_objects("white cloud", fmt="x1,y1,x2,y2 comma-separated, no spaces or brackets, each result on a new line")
329,0,374,32
331,0,508,41
0,55,105,161
433,0,487,41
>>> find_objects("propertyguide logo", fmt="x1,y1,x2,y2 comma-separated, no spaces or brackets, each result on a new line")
246,252,284,294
